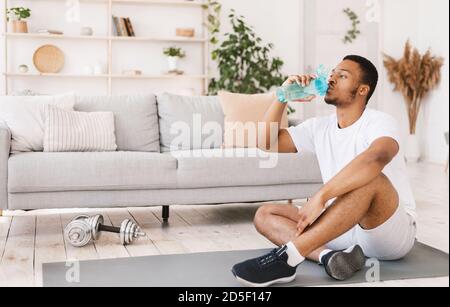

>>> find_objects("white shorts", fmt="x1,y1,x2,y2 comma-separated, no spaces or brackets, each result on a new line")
326,205,417,261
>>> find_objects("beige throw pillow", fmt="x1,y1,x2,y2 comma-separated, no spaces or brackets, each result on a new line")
218,91,288,148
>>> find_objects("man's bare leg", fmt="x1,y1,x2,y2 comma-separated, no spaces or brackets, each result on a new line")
293,173,398,256
254,203,326,262
254,173,398,261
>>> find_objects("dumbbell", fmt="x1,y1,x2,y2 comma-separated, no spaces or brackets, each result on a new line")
64,214,146,247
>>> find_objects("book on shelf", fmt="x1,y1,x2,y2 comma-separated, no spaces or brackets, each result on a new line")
112,16,118,36
112,16,123,36
125,17,135,37
112,15,135,37
119,18,128,37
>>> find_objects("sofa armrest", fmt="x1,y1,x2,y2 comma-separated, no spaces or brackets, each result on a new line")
0,120,11,210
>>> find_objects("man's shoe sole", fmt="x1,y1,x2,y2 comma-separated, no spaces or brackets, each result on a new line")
233,273,297,287
325,245,366,281
231,266,296,287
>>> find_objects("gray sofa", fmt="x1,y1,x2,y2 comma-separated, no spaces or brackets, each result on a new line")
0,94,323,220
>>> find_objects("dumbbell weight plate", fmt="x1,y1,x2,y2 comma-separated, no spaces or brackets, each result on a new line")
64,219,93,247
120,219,131,245
87,214,104,241
120,219,141,245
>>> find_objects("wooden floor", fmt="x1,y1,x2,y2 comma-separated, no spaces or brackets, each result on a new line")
0,162,448,287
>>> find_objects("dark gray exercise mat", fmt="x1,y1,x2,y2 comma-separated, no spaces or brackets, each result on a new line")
43,242,449,287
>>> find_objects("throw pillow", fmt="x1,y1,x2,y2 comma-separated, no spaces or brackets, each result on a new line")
0,93,75,153
218,91,288,148
43,105,117,152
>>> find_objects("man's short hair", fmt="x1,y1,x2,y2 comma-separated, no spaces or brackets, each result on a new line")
343,55,379,103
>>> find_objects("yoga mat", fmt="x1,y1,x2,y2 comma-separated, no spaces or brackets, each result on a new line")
43,242,448,287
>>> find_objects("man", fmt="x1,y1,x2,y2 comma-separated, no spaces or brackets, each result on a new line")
231,55,417,287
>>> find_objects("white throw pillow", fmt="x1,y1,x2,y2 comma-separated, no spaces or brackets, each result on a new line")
44,105,117,152
0,93,75,153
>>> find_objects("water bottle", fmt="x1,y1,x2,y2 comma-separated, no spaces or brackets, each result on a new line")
276,65,329,103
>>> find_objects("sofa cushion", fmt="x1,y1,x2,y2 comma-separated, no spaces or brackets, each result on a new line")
8,152,177,193
157,93,224,152
169,148,323,189
75,95,160,152
0,93,75,153
44,105,117,152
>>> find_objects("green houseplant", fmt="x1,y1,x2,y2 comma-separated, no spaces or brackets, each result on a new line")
208,11,294,114
6,7,31,33
202,0,221,47
343,8,361,44
163,47,186,72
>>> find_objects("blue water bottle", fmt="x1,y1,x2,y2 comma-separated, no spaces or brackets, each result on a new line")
277,65,329,103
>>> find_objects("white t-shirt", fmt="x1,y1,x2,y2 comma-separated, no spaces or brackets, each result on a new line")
287,108,417,219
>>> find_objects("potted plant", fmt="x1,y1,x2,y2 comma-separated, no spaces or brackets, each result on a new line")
163,47,186,72
384,40,444,162
207,10,295,114
7,7,31,33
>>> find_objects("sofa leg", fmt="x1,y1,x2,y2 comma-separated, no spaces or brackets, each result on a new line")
162,206,170,222
0,209,3,217
288,200,293,205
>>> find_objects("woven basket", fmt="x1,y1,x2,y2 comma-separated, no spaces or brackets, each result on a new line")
33,45,65,73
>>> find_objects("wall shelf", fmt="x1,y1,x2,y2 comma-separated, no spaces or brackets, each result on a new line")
4,0,205,6
4,33,207,43
4,73,110,79
110,74,207,79
4,72,207,80
3,0,209,95
112,0,205,7
110,36,207,43
4,33,110,41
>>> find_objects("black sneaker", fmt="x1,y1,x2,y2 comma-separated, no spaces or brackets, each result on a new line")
321,245,366,281
231,246,298,287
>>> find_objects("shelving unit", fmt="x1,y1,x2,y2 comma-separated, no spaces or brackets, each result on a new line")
4,72,206,79
2,0,209,95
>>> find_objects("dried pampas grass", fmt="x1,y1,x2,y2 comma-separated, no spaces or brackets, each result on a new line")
384,40,444,134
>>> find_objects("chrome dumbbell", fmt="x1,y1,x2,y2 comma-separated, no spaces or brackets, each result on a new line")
64,214,145,247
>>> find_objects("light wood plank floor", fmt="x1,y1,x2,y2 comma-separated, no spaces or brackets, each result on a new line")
0,162,448,287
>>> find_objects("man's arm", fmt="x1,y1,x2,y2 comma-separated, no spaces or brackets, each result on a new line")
258,75,316,153
295,137,400,235
316,137,399,203
258,100,297,153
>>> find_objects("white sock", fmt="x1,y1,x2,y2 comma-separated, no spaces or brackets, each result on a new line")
319,249,333,264
344,245,356,253
285,242,305,267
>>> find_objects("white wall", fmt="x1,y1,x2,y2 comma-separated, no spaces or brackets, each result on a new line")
381,0,449,164
417,0,449,164
303,0,382,119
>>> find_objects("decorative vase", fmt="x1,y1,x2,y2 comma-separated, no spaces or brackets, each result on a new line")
167,56,179,71
80,27,93,36
18,64,29,73
405,134,421,163
11,20,28,33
